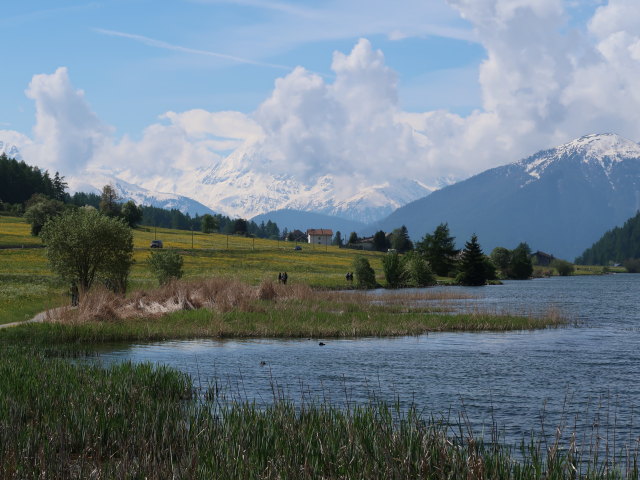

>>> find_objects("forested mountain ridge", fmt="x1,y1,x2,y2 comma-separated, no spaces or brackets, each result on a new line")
575,211,640,265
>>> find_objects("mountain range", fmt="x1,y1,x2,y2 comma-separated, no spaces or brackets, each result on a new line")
3,133,640,260
150,142,435,224
374,133,640,260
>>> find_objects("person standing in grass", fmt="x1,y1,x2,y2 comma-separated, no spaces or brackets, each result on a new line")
282,272,288,285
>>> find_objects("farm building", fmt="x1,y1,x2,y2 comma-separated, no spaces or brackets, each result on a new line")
307,229,333,246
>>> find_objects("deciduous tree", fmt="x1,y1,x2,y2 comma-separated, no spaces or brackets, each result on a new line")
40,209,134,294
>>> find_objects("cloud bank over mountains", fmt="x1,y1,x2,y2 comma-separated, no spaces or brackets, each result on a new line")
3,0,640,215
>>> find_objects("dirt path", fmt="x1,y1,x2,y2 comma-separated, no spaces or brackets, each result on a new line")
0,307,68,329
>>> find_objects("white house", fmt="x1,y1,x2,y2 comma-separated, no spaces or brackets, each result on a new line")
307,229,333,246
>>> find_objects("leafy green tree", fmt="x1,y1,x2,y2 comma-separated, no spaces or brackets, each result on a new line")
551,259,575,276
416,223,459,277
24,196,66,235
148,249,184,285
490,247,511,275
99,185,121,218
372,230,389,252
332,231,343,247
456,234,488,286
483,257,498,281
201,214,218,234
402,251,436,287
348,232,359,245
382,251,406,288
508,242,533,279
121,200,143,228
40,209,134,293
353,256,377,289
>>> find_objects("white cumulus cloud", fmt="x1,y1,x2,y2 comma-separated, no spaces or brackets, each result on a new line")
3,0,640,214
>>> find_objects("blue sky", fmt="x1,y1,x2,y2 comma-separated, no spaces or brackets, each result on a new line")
3,0,497,136
6,0,640,210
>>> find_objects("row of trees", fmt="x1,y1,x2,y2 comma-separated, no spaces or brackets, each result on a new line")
348,223,536,288
0,153,67,208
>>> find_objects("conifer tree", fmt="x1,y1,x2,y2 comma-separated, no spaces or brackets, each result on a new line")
456,234,487,286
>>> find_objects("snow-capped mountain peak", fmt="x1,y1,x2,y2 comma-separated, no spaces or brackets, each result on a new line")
521,133,640,179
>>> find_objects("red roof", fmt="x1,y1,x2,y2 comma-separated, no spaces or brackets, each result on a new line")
307,229,333,236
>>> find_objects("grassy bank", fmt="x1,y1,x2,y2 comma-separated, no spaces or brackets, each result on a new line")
0,278,564,345
1,347,636,479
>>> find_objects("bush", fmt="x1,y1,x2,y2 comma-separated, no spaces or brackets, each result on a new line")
551,259,575,276
403,252,435,287
24,197,65,235
353,256,377,289
623,258,640,273
148,250,184,285
382,251,406,288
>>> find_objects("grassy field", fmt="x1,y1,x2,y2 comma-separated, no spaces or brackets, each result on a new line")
0,216,384,324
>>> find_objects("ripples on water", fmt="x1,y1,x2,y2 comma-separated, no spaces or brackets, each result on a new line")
96,274,640,447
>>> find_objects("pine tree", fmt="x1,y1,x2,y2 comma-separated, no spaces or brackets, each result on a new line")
457,234,487,286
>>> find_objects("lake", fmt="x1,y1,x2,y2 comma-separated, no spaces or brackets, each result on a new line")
95,274,640,446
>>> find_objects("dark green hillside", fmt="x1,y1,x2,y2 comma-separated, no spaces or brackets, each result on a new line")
575,211,640,265
0,153,66,204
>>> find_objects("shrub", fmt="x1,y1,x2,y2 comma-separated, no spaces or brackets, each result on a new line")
148,249,184,285
353,256,377,289
623,258,640,273
403,252,435,287
382,251,406,288
551,259,575,276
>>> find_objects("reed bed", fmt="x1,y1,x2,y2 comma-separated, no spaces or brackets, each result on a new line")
0,347,637,479
0,277,564,344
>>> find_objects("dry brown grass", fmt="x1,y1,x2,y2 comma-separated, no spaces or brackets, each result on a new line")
49,277,324,324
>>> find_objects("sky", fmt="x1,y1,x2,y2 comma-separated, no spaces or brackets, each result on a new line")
3,0,640,199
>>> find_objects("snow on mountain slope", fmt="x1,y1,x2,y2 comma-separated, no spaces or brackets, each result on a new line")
165,142,434,224
67,170,215,215
377,133,640,260
522,133,640,179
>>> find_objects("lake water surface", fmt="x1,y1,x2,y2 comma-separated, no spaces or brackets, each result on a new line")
96,274,640,445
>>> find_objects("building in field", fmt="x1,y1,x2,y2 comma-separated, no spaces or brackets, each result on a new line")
307,228,333,246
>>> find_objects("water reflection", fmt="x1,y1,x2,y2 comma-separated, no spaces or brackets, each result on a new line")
95,274,640,446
